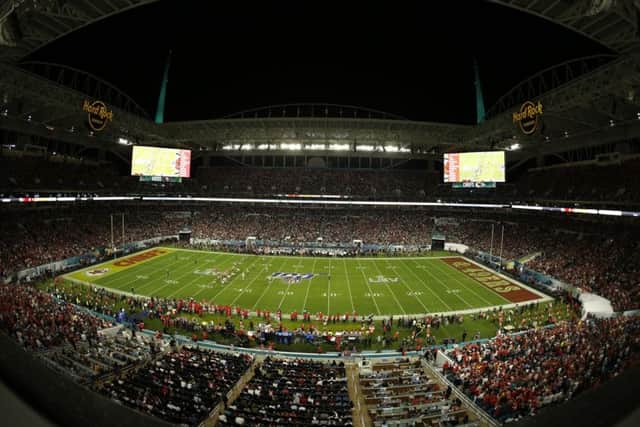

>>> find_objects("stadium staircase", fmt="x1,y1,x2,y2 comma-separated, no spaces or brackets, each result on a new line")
203,356,258,427
346,362,373,427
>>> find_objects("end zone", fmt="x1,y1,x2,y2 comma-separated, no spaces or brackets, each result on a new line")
442,257,549,303
64,247,175,282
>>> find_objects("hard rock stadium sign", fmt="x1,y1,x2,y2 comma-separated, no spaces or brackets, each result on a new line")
513,101,543,135
82,99,113,132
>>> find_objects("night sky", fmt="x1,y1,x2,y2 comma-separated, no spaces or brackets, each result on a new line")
27,0,609,124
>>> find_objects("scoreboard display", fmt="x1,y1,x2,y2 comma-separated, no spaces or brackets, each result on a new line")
443,151,505,183
131,146,191,178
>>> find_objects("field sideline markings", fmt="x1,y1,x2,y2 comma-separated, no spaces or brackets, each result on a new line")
382,259,430,314
77,250,179,288
409,259,475,309
99,254,190,292
127,254,206,294
199,255,260,302
430,259,509,307
398,259,454,311
300,258,318,313
327,258,332,315
342,259,356,313
136,252,231,296
355,258,382,315
275,259,307,311
250,258,290,310
138,255,205,296
463,256,551,302
190,254,254,300
163,252,239,298
370,259,406,315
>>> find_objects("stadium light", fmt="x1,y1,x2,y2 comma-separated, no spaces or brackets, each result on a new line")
281,143,301,150
385,145,399,152
509,143,520,151
118,137,131,145
356,145,375,152
240,144,254,150
304,144,326,150
328,144,350,151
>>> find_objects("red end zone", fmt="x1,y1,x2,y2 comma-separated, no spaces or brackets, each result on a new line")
442,257,541,303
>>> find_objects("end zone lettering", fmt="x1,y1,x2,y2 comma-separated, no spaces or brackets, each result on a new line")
443,257,540,303
113,249,168,267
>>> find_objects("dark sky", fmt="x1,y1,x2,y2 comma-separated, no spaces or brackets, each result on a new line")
27,0,609,124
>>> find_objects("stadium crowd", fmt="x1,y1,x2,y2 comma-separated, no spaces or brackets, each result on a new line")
0,283,111,350
98,347,254,426
443,316,640,422
220,357,353,426
2,206,639,312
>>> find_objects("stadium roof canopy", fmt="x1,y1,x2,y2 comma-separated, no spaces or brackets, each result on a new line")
1,0,640,156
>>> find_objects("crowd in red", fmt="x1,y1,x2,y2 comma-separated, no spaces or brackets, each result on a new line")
443,316,640,422
0,283,111,349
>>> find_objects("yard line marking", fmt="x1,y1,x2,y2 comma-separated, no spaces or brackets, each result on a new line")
429,260,504,307
355,258,382,315
327,258,332,315
300,258,318,313
277,259,314,311
102,255,189,292
370,259,406,315
143,258,206,296
342,259,356,313
165,253,244,298
409,259,474,309
250,258,290,310
200,255,260,301
94,253,184,288
398,259,454,311
383,260,429,314
132,252,224,294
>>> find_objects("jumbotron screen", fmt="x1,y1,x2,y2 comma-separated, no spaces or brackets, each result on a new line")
443,151,505,183
131,146,191,178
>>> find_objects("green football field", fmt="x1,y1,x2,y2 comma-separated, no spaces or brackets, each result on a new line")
65,247,548,317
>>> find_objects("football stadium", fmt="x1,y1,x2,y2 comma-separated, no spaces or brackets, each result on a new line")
1,1,640,427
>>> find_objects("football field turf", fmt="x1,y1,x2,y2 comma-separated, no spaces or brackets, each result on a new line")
65,247,549,317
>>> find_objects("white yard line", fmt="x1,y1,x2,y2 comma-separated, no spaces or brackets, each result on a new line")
191,255,255,300
409,259,474,309
383,259,429,314
342,259,356,313
300,258,318,312
327,258,332,315
370,259,406,315
428,260,504,307
463,257,552,301
399,259,454,311
355,258,382,316
250,258,290,309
